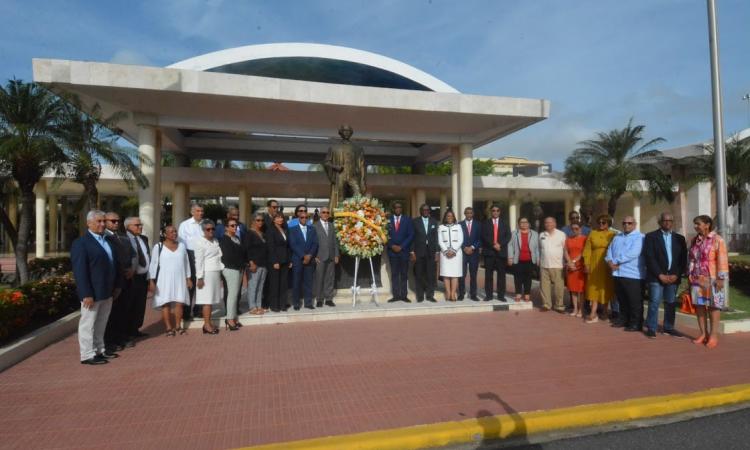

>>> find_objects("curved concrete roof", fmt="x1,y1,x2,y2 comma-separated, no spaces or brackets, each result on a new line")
168,43,459,93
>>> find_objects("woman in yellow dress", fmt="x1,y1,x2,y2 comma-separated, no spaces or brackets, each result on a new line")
582,214,617,323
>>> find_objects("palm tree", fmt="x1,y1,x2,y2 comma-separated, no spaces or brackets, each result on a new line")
0,79,67,284
562,156,606,213
56,98,150,212
679,137,750,207
566,118,666,217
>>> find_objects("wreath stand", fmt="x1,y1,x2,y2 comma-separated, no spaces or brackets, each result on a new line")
351,256,379,307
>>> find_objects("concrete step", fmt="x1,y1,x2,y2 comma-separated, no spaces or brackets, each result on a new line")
188,295,533,327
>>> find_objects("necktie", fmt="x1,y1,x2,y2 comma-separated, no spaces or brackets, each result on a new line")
467,221,472,235
323,222,328,235
301,226,306,241
135,237,146,267
395,217,400,232
423,218,429,234
493,219,498,244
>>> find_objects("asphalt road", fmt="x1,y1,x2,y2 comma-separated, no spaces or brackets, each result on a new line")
445,406,750,450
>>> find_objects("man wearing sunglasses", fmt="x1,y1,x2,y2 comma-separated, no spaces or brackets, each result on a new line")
481,204,511,301
103,212,135,352
313,208,340,307
605,216,645,332
288,204,308,229
124,216,150,340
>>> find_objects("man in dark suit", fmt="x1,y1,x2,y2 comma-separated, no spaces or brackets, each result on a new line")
124,216,150,339
71,210,120,365
263,199,283,232
313,207,339,307
386,202,414,302
481,204,511,301
410,204,439,302
289,211,319,310
643,212,687,338
215,206,247,239
459,207,482,301
103,212,135,352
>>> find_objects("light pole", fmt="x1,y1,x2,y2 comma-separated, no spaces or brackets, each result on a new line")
743,93,750,127
706,0,728,236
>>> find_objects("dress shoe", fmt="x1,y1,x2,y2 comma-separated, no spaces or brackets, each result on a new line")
304,305,315,310
293,306,301,311
457,294,465,301
645,329,657,339
426,297,437,303
202,325,219,335
107,344,124,353
123,340,135,348
133,331,149,338
417,299,424,303
97,351,119,359
624,326,641,332
662,329,680,337
316,301,323,308
611,321,626,328
387,298,398,303
81,357,108,365
470,296,480,301
539,307,550,312
483,296,492,301
325,300,336,307
498,297,507,302
402,298,412,303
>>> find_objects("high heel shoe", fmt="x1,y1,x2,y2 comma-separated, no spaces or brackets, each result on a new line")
202,325,219,335
224,319,239,331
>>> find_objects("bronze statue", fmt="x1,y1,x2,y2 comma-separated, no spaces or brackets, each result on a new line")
324,125,366,211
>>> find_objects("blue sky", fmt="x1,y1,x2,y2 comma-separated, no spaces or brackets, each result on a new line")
2,0,748,170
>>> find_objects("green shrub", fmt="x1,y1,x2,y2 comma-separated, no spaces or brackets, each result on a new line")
28,257,72,281
20,272,78,318
0,289,32,340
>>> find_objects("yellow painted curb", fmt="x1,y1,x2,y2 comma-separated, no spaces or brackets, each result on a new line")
238,383,750,450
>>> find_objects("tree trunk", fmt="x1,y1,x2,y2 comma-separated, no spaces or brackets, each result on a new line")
607,195,620,218
15,190,34,285
83,181,98,213
0,206,18,249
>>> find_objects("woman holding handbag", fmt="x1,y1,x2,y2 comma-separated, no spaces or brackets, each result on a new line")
688,215,729,349
148,225,193,336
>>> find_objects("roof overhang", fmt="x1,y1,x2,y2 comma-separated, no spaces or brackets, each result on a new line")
33,59,550,165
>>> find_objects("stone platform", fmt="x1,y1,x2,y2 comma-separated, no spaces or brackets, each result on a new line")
193,295,531,327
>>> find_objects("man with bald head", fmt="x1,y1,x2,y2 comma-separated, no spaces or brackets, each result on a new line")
605,216,645,332
643,212,687,338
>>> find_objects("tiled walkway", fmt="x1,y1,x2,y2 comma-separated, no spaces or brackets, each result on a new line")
1,305,749,450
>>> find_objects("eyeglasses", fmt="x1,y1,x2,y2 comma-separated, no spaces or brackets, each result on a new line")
598,221,608,225
622,221,634,225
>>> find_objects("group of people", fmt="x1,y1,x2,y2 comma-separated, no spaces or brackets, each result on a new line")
386,204,729,348
72,200,730,365
71,211,152,365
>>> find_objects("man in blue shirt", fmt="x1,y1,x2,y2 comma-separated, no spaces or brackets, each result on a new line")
605,216,645,332
643,213,687,338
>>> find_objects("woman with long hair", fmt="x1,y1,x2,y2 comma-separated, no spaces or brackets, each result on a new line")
218,218,245,331
266,212,291,312
438,210,464,302
688,215,729,349
245,212,269,315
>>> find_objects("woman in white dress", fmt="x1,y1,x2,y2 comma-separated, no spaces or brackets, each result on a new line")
148,225,192,336
194,219,224,335
438,210,464,302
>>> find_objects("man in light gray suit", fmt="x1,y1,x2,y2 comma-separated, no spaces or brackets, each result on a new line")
313,207,340,307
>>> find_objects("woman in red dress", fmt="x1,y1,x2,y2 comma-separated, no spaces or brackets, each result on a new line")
564,223,587,317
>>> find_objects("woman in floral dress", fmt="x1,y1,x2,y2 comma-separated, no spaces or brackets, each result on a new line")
688,215,729,349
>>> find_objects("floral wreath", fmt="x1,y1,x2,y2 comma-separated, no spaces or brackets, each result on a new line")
333,196,389,259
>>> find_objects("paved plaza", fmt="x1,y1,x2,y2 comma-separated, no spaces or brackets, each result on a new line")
1,300,749,450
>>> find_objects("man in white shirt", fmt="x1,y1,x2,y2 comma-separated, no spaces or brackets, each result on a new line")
539,217,567,312
178,203,204,317
125,216,151,338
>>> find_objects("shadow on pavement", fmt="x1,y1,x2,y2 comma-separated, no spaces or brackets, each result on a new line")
475,392,541,449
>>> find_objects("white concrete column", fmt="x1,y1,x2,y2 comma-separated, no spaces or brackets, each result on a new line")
172,182,188,226
439,190,448,219
459,144,473,218
633,195,641,230
48,194,58,253
451,147,460,214
415,188,426,212
509,190,519,231
239,187,251,224
34,181,47,258
137,125,161,244
573,194,581,212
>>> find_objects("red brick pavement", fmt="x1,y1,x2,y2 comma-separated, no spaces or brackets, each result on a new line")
0,307,749,450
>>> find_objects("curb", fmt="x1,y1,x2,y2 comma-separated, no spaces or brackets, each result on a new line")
0,310,80,373
239,383,750,450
